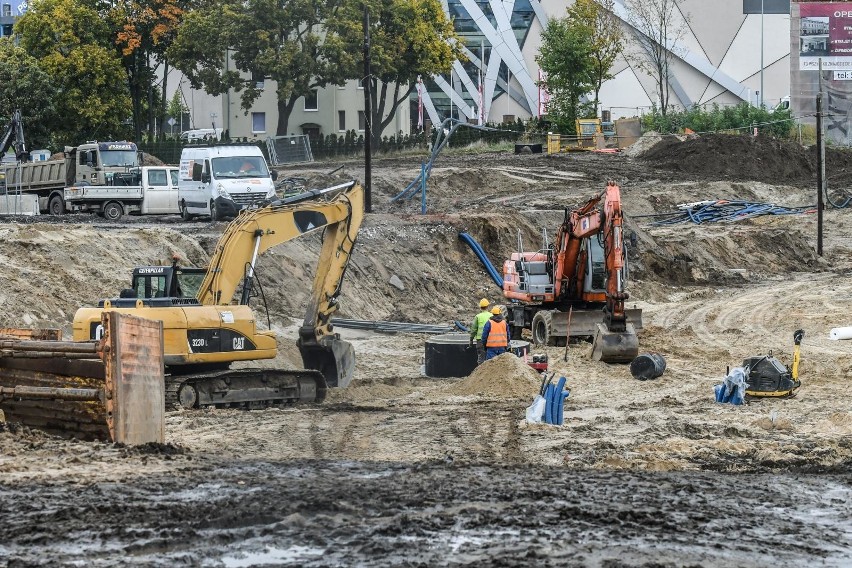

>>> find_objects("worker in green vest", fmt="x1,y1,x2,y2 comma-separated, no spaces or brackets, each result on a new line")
469,298,492,365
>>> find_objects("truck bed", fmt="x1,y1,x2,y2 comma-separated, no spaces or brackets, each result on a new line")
64,185,143,202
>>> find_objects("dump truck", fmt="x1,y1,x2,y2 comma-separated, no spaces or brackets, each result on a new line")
1,140,141,215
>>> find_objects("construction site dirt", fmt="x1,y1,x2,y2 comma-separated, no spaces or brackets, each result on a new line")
2,134,852,566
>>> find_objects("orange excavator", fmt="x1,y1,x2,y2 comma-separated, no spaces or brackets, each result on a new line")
502,181,641,362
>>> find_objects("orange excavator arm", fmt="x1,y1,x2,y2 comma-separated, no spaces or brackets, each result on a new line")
602,181,629,332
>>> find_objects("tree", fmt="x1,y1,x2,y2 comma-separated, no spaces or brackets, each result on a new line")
167,90,188,135
15,0,132,144
536,15,596,132
566,0,623,116
325,0,462,147
168,0,346,136
110,0,184,141
626,0,687,117
0,39,58,150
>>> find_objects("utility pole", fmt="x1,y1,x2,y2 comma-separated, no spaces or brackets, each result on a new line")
760,0,764,107
816,58,824,256
363,4,372,213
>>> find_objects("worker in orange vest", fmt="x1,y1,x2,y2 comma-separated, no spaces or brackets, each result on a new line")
481,306,509,361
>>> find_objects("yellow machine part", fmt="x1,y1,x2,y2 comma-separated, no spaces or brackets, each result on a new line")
73,303,276,367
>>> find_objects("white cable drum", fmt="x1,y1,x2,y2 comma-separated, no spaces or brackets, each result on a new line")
829,327,852,340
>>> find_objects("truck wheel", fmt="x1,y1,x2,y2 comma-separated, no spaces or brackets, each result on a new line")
531,311,554,346
48,194,65,216
209,200,220,222
103,201,123,221
180,201,194,221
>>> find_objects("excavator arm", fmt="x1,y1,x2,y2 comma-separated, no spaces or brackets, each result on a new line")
0,110,28,163
197,181,364,387
602,181,628,332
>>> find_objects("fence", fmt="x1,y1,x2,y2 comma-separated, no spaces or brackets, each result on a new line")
137,124,531,165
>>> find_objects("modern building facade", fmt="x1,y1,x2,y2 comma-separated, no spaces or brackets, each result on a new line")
419,0,792,126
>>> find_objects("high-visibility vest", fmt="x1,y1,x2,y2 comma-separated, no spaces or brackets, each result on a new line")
472,311,491,340
485,319,508,348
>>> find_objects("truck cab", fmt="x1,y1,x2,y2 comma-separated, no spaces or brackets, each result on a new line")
68,141,140,187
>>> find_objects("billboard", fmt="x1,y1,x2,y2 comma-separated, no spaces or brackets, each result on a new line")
799,3,852,70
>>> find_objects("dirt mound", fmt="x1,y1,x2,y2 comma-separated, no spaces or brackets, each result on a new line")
621,131,669,157
447,352,541,398
640,134,816,184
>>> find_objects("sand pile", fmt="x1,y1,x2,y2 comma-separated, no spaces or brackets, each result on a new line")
447,353,542,398
621,131,668,157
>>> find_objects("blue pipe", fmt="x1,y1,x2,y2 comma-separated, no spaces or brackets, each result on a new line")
554,376,566,425
458,232,504,288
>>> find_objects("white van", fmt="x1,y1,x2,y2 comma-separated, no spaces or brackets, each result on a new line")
180,128,223,142
178,145,277,221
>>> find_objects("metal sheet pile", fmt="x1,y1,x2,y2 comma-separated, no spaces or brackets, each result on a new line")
0,312,164,445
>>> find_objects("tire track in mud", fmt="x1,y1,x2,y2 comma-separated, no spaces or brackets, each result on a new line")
648,273,852,361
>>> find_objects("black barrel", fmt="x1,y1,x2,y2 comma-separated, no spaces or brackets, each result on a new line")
630,353,667,381
509,340,531,358
424,333,478,378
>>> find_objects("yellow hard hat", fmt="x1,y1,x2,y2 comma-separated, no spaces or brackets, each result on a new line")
479,298,490,308
491,306,502,315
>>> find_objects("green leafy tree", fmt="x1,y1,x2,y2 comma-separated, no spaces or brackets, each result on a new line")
15,0,132,143
567,0,623,116
537,15,596,132
110,0,185,141
325,0,462,147
168,0,346,136
0,39,58,150
166,89,188,134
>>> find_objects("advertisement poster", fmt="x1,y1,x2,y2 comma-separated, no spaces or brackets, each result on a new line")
800,2,852,70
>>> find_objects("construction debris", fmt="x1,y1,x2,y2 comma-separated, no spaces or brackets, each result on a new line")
0,312,164,444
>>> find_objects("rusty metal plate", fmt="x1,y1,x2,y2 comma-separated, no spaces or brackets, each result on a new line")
0,328,62,341
103,312,165,445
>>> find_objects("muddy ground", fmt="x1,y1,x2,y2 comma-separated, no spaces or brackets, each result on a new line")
2,135,852,566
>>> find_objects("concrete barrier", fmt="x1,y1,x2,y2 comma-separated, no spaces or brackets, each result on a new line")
0,193,39,215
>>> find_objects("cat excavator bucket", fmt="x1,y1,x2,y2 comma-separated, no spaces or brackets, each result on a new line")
298,335,355,389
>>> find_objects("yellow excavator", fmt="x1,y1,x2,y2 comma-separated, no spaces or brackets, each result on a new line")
73,181,364,409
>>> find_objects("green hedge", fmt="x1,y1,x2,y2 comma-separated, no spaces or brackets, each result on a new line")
641,103,794,138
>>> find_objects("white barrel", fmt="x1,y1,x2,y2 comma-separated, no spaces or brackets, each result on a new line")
829,326,852,341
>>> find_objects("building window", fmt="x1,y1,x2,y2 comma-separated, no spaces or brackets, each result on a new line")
251,112,266,134
358,111,366,131
304,90,318,111
338,111,346,132
2,4,10,16
251,71,264,89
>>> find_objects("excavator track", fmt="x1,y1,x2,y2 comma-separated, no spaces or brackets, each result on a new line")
164,368,327,410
